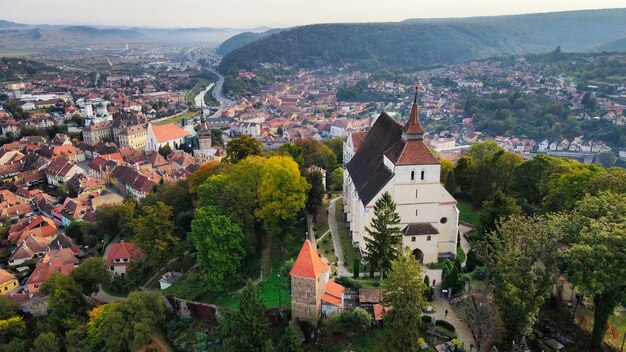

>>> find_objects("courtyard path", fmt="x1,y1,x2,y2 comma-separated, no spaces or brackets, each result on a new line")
327,196,351,277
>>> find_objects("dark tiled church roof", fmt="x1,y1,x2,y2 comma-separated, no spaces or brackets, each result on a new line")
346,112,401,206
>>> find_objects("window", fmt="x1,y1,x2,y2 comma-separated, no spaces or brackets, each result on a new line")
440,217,448,224
427,236,431,241
415,209,418,216
421,170,425,180
411,171,415,180
415,189,418,198
411,236,416,242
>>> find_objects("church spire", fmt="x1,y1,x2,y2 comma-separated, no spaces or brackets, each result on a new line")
402,86,425,140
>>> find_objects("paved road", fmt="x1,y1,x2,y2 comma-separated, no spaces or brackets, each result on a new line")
327,196,351,277
206,68,233,119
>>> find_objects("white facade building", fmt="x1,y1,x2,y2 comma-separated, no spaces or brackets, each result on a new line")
343,95,459,264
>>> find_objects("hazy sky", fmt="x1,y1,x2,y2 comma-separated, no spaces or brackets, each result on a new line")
1,0,625,28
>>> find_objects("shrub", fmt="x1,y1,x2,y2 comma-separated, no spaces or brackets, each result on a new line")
421,315,433,324
435,319,455,332
423,287,435,302
472,266,486,280
465,249,482,272
424,275,430,287
340,307,372,332
335,276,354,288
353,259,360,279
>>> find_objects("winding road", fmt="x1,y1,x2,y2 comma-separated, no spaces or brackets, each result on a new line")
206,68,234,119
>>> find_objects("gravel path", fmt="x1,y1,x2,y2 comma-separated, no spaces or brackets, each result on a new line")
327,196,351,277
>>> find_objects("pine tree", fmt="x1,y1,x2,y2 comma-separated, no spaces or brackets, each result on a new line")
277,326,303,352
225,280,271,352
364,192,402,277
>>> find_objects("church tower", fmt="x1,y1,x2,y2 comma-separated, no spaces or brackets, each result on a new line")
290,240,330,324
197,122,212,150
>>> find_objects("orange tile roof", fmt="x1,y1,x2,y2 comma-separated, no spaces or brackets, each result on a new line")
0,269,15,284
290,240,329,279
322,292,342,307
150,124,191,143
373,304,389,321
325,280,345,298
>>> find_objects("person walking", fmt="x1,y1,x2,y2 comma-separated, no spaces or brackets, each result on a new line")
445,309,448,317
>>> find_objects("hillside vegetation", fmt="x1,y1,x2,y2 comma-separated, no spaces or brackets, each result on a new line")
219,8,626,74
217,28,283,56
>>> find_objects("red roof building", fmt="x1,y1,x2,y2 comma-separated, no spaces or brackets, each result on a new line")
106,241,143,276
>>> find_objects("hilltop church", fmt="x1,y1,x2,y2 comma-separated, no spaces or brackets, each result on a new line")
343,92,459,264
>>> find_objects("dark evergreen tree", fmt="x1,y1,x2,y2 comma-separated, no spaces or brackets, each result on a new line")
225,280,271,352
364,192,402,277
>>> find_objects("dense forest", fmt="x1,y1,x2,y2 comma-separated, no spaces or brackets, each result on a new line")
466,90,626,147
219,9,626,75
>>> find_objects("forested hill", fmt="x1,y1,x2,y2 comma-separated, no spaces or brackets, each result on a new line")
217,28,284,56
219,8,626,74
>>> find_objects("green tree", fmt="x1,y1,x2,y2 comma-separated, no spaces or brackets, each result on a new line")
189,206,247,291
42,274,87,333
30,332,60,352
364,192,402,277
331,167,344,191
454,155,474,192
70,257,110,295
278,143,304,165
294,138,336,171
304,170,324,221
87,291,165,352
323,137,344,165
226,135,264,163
478,190,522,233
277,326,303,352
596,151,616,168
382,248,427,352
0,296,17,320
479,215,563,348
444,169,457,194
158,143,172,158
132,201,179,266
224,280,271,352
559,192,626,349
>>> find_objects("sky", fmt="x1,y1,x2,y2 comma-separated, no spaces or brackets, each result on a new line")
1,0,625,28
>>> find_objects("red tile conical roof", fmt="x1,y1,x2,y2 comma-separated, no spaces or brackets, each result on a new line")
290,240,330,279
402,88,425,136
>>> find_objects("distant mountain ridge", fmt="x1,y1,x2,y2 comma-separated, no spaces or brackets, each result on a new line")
219,8,626,74
217,28,284,55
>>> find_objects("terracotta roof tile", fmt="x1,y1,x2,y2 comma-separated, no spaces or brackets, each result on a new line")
150,124,191,143
289,240,329,279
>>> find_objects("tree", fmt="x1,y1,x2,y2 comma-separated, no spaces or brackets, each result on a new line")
42,274,88,333
132,201,178,266
31,332,60,352
304,170,324,221
559,192,626,349
255,156,309,238
189,206,247,291
278,143,304,165
158,144,172,158
479,215,563,348
70,257,110,295
210,128,224,146
226,135,264,163
364,192,402,277
454,155,474,192
323,137,344,166
382,248,427,352
187,161,221,195
331,167,343,191
278,326,303,352
444,170,457,194
0,296,17,320
478,190,522,233
596,151,616,168
223,280,271,352
87,291,165,351
294,138,336,171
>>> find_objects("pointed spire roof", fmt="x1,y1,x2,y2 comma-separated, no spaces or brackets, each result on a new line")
290,240,330,279
402,87,425,138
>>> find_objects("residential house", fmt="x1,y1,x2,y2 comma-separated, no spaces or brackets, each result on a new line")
7,215,58,244
26,248,78,293
106,241,143,276
44,158,84,186
0,269,18,295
